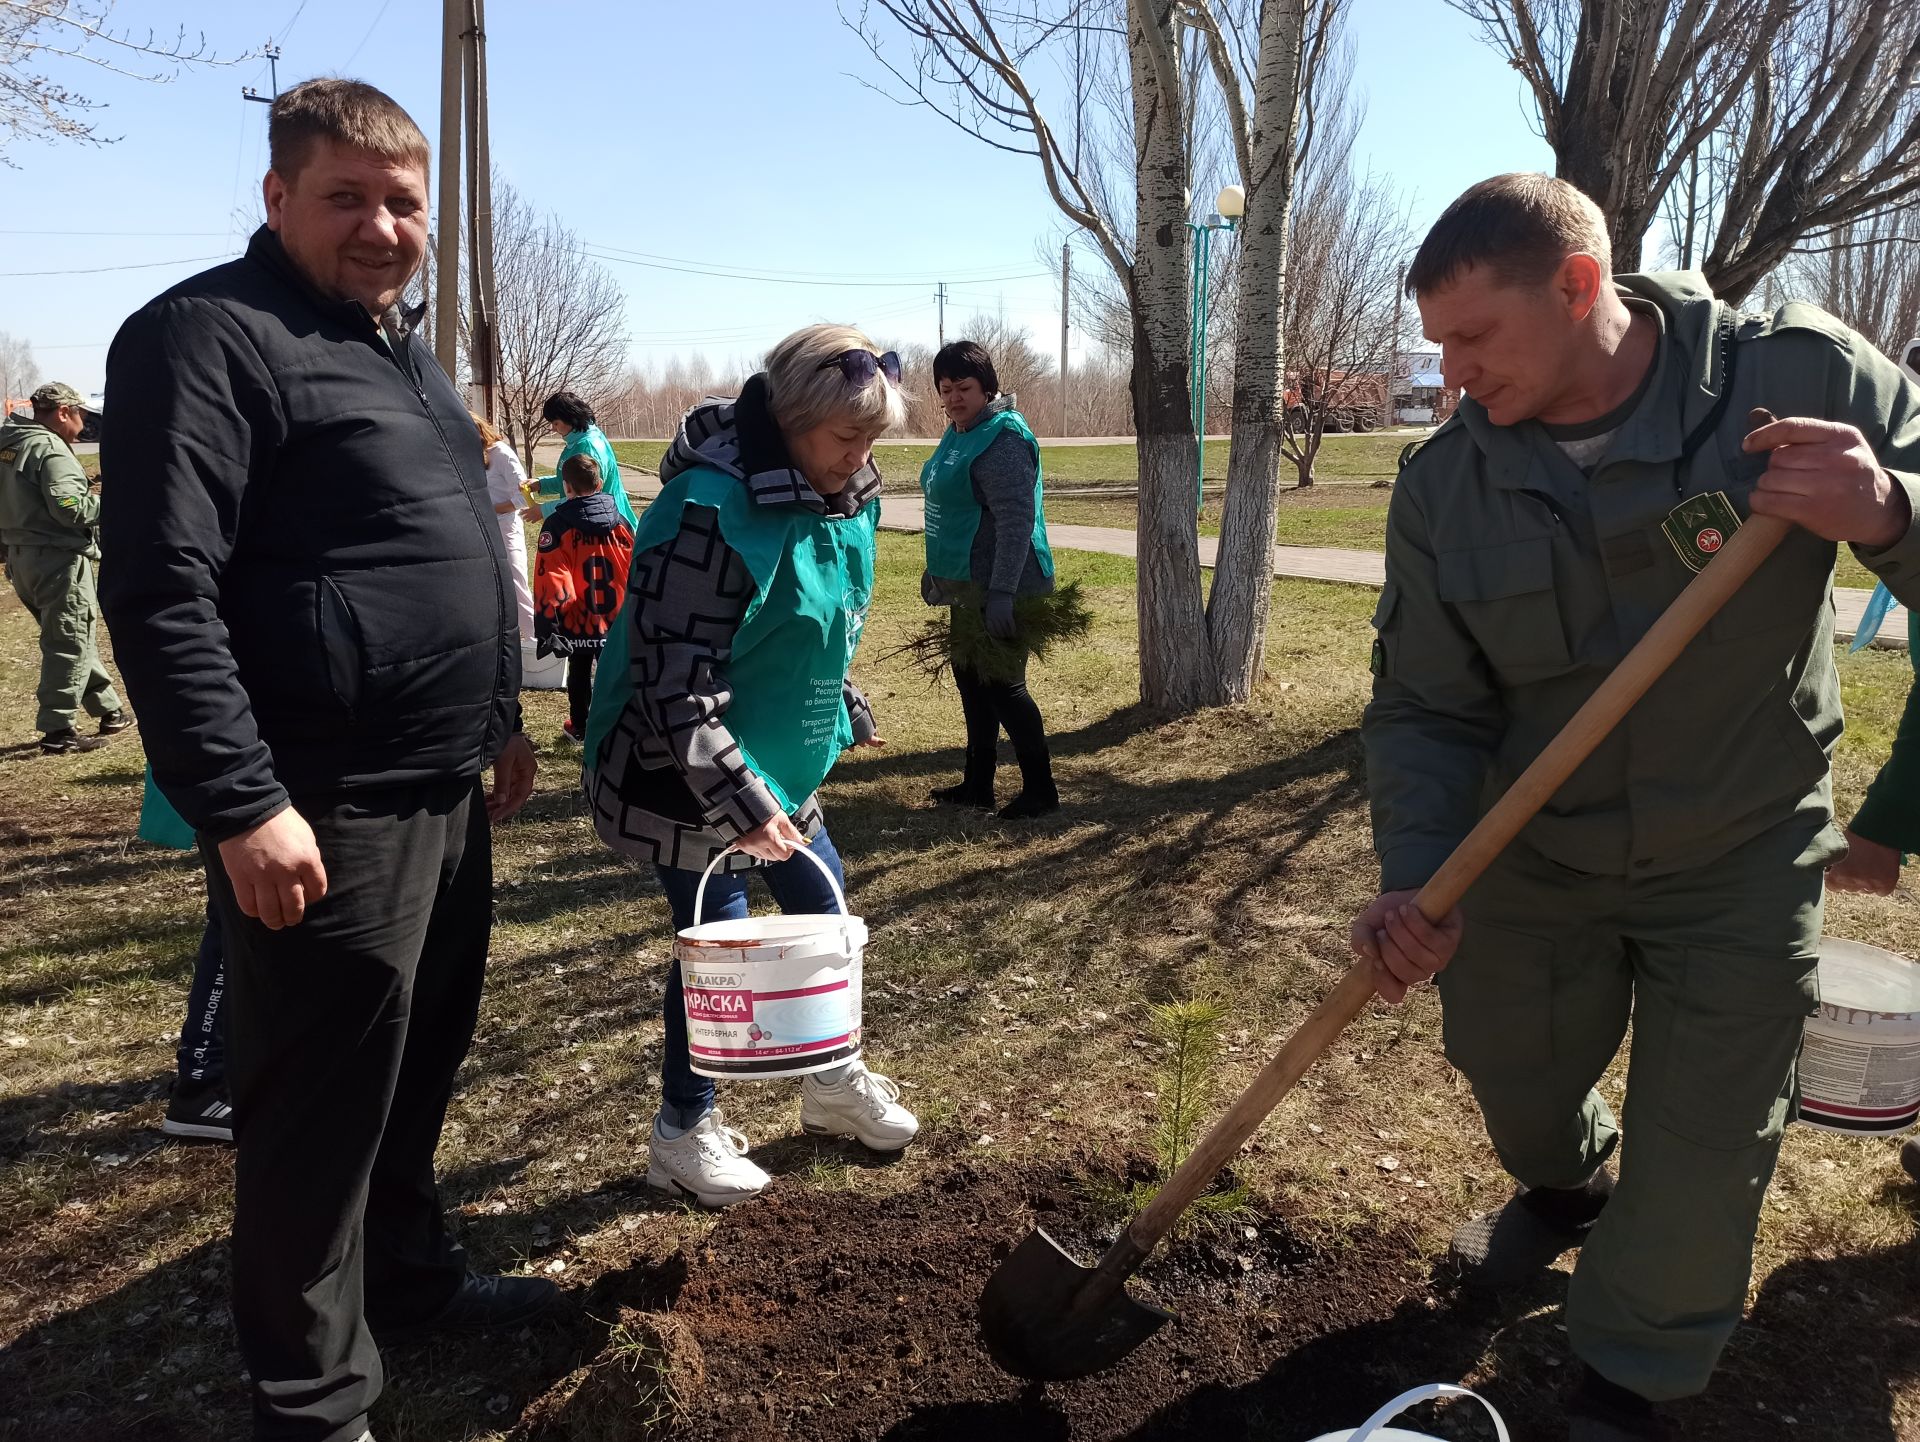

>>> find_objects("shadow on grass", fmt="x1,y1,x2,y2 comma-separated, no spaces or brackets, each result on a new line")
0,915,203,1004
839,724,1363,949
0,1067,176,1163
0,1172,699,1442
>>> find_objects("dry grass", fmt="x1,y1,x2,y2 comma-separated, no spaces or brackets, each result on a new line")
1,534,1916,1438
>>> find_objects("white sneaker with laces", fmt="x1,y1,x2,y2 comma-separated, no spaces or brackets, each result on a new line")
646,1108,770,1207
800,1061,920,1151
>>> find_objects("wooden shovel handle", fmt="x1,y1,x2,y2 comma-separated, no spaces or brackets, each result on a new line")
1082,511,1794,1294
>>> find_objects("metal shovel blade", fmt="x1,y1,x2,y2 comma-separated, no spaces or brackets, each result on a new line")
977,1228,1172,1381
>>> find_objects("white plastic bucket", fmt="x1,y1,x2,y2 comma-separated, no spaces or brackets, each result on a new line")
1797,936,1920,1135
1304,1383,1509,1441
674,842,865,1081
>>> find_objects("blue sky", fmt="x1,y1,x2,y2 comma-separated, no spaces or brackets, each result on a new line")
4,0,1551,395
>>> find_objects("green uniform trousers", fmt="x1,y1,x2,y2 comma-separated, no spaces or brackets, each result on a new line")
6,544,121,735
1439,818,1835,1403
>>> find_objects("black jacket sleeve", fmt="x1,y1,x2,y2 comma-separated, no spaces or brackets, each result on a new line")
99,298,292,841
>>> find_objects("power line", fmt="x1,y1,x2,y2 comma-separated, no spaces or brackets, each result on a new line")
0,229,230,237
563,242,1047,290
274,0,312,45
570,236,1048,287
343,0,397,70
0,254,232,278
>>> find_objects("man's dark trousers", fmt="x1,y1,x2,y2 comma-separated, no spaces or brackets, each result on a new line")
205,778,492,1442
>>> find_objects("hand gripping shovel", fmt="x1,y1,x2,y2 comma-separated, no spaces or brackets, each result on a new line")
979,447,1794,1383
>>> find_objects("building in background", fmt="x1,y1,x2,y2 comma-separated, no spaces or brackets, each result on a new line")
1390,347,1457,426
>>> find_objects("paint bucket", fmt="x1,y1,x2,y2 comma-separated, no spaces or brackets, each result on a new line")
1797,936,1920,1135
675,842,865,1082
1303,1383,1510,1441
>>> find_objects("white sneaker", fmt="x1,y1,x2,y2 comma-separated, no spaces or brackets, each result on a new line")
645,1109,770,1207
800,1061,920,1151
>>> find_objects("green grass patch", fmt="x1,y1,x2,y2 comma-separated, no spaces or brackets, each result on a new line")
611,432,1410,495
1047,487,1393,550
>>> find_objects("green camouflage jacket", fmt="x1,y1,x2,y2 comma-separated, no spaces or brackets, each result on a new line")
1366,270,1920,889
0,416,98,556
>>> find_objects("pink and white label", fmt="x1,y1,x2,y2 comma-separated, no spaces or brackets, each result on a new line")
684,987,753,1024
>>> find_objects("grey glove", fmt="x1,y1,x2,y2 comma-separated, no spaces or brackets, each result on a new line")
984,589,1018,639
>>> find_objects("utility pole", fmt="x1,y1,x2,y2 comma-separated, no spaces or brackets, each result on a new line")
435,0,463,379
1059,241,1071,437
241,41,281,105
935,282,948,348
1389,263,1405,428
464,0,499,422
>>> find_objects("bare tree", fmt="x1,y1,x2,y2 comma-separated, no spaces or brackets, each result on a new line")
847,0,1313,710
1,1,244,163
1450,0,1920,301
0,329,38,410
1774,206,1920,358
483,182,629,470
1270,55,1412,487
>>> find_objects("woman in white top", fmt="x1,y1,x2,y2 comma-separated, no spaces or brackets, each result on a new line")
473,411,535,646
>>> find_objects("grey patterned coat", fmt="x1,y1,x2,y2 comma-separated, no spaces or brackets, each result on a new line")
585,375,879,874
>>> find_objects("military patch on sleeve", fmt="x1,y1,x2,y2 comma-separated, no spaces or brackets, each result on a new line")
1660,490,1742,574
0,449,14,464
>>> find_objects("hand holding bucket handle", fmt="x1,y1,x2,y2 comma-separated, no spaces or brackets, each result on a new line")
689,838,856,958
1341,1383,1510,1442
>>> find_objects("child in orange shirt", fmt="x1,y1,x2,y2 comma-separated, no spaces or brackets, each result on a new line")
534,454,635,742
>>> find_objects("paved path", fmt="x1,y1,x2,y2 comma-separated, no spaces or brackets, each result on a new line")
871,494,1905,649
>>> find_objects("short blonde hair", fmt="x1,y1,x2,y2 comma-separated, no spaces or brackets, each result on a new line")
764,323,907,439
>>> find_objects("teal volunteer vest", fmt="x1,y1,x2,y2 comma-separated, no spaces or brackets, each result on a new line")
918,407,1055,584
584,467,877,814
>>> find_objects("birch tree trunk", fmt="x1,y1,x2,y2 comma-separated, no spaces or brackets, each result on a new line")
1129,0,1219,710
1208,0,1306,702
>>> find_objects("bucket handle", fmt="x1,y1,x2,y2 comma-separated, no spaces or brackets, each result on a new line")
1345,1383,1509,1442
689,838,854,955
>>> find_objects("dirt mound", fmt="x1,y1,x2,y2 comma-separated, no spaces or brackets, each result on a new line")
565,1158,1514,1441
523,1157,1907,1441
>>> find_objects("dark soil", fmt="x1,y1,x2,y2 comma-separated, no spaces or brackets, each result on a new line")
561,1157,1919,1442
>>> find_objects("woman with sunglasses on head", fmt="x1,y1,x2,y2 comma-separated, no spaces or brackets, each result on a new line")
920,341,1059,819
582,323,919,1207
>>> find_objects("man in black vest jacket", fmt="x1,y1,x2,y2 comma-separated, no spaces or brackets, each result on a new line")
100,79,547,1442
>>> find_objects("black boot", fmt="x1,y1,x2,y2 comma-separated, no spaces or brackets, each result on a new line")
997,744,1059,820
1451,1167,1614,1285
931,781,995,809
1565,1365,1672,1441
932,741,996,809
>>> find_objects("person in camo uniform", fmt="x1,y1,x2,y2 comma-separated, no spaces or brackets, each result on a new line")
0,381,132,754
584,322,920,1208
1350,174,1920,1440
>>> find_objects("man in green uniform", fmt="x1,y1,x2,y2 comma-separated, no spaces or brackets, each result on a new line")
1350,175,1920,1440
0,381,130,753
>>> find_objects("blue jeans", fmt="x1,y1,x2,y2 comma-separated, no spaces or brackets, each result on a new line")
653,828,846,1129
175,902,227,1087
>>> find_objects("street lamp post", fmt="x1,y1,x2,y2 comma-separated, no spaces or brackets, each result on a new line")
1188,183,1245,512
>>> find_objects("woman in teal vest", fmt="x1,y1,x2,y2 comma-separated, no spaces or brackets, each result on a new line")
522,390,640,532
919,341,1059,818
583,324,919,1207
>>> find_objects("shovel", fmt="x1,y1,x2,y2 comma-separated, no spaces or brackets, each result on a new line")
980,445,1794,1383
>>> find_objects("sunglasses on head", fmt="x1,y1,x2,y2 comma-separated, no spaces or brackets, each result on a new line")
818,349,902,387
